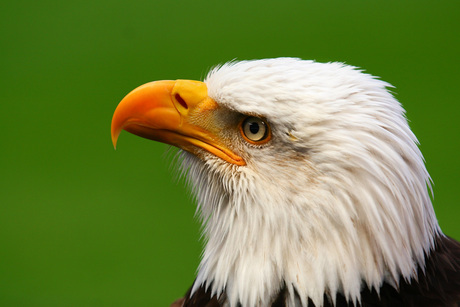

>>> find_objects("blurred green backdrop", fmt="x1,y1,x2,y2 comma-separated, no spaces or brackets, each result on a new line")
1,0,459,306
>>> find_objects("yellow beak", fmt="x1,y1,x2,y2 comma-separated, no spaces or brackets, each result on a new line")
111,80,246,166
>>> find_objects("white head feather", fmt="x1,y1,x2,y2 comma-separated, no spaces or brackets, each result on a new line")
176,58,441,307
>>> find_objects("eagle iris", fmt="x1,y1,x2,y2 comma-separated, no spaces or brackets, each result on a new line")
240,116,270,144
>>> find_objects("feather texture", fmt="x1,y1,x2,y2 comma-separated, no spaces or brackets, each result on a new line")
180,235,460,306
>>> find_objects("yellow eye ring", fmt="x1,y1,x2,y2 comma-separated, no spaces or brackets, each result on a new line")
239,116,271,145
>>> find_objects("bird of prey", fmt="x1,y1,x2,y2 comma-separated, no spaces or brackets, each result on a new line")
111,58,460,307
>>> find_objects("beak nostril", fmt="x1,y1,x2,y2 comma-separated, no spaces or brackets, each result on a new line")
175,93,188,110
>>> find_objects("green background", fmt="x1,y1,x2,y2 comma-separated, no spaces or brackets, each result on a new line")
1,0,459,306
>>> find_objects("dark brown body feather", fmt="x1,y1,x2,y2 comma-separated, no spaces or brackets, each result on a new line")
172,235,460,307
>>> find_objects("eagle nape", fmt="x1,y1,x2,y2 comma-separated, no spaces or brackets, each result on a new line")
111,58,460,307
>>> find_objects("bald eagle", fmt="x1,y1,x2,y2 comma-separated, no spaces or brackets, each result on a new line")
111,58,460,307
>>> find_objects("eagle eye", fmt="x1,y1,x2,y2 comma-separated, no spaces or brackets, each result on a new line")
239,116,271,144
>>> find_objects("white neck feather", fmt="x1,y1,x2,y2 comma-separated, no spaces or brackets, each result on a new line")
178,134,440,307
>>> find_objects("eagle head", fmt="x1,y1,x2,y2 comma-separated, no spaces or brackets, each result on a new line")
111,58,441,306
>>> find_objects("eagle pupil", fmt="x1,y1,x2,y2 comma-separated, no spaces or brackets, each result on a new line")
249,122,259,134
